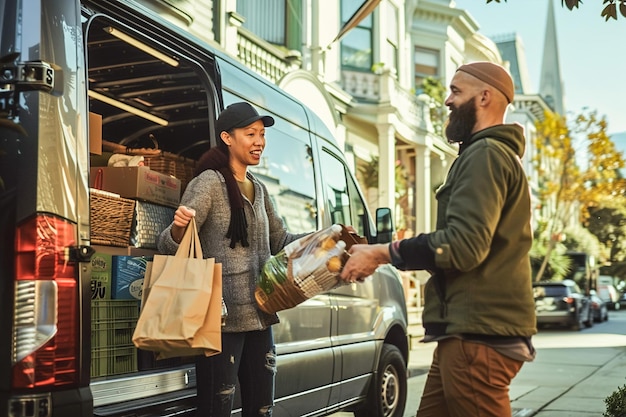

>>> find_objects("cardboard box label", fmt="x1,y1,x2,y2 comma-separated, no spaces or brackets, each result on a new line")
91,272,112,300
112,256,152,300
91,252,112,300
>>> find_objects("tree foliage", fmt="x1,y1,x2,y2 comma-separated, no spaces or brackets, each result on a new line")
532,109,626,279
487,0,626,21
420,76,447,137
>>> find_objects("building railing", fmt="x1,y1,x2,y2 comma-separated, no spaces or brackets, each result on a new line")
341,69,432,132
236,27,301,83
233,30,434,138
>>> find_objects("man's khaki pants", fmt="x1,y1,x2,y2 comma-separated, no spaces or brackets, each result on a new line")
416,337,523,417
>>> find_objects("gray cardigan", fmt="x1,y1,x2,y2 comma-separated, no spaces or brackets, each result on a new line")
157,170,302,332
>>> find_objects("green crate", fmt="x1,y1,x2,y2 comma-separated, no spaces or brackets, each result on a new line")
91,345,137,377
91,319,136,349
91,299,139,321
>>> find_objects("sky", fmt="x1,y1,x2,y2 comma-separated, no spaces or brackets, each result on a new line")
453,0,626,136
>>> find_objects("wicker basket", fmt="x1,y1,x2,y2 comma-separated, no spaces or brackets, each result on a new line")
102,139,197,191
90,189,136,247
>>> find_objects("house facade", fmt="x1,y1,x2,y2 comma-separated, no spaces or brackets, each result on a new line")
136,0,555,299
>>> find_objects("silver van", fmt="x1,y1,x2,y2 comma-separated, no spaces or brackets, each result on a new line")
0,1,410,416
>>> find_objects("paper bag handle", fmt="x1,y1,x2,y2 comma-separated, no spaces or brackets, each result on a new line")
175,217,203,259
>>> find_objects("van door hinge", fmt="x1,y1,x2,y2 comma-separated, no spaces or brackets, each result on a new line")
67,245,96,263
1,53,61,122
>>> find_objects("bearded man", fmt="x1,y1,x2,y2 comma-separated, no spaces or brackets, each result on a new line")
340,61,537,417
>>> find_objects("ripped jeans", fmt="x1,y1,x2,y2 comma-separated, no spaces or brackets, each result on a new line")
195,328,276,417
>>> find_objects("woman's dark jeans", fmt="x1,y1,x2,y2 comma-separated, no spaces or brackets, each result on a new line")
195,328,276,417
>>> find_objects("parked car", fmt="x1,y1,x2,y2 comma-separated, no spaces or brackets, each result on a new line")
589,290,609,322
597,275,621,310
533,280,594,330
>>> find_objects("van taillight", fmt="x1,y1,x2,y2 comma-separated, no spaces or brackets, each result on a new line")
12,214,79,388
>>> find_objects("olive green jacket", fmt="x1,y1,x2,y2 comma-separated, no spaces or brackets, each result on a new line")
423,124,537,337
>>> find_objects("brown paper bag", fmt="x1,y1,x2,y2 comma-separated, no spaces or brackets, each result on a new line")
133,218,222,359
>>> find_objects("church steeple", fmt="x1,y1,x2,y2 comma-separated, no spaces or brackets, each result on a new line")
539,0,565,115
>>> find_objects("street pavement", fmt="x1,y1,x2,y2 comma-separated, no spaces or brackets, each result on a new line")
404,315,626,417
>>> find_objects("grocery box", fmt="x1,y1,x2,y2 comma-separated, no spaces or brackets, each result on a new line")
90,299,140,377
91,299,140,321
91,345,137,377
89,112,102,155
91,318,136,349
111,256,151,300
90,166,181,208
91,252,112,300
90,189,136,247
131,201,175,249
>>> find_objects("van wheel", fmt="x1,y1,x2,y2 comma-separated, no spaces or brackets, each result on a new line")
355,344,407,417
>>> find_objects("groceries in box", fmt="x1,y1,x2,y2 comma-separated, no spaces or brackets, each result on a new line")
90,166,181,208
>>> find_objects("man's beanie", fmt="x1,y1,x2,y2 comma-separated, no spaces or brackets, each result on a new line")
456,62,515,103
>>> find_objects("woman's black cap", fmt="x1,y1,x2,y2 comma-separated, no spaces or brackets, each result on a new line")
215,102,275,134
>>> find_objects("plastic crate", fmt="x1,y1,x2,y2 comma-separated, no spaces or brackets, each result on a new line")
91,345,137,377
91,319,136,348
91,299,139,321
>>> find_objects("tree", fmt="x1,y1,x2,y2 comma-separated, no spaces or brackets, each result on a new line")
532,109,626,280
586,204,626,264
574,110,626,224
532,111,578,280
487,0,626,21
420,76,447,137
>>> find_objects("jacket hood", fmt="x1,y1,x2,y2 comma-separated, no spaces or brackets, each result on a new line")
462,123,526,158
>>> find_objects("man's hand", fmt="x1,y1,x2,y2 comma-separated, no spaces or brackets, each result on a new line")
340,243,392,283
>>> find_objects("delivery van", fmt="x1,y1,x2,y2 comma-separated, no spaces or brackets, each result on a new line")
0,1,410,417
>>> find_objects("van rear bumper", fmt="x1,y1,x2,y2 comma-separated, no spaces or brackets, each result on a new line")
3,386,92,417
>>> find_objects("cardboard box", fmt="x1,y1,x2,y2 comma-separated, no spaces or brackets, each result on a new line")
91,252,112,300
90,166,181,208
89,112,102,155
111,256,152,300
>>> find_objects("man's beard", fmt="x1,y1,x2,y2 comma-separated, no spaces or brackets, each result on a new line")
445,97,477,144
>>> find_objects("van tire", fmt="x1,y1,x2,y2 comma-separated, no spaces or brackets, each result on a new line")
355,344,407,417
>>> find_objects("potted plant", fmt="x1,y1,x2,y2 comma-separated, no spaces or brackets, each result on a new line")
604,383,626,417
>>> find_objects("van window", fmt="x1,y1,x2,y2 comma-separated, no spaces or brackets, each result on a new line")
221,91,317,234
320,149,368,236
249,126,317,234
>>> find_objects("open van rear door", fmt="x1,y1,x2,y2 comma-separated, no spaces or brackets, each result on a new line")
0,1,93,416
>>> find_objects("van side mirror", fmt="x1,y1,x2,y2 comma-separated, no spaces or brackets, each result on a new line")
375,208,394,244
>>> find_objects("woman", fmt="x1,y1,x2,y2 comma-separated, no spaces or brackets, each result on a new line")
157,102,305,416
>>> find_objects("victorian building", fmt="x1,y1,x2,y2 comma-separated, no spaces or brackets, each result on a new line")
135,0,562,302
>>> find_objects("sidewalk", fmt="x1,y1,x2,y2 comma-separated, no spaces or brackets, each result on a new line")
404,309,626,416
509,341,626,416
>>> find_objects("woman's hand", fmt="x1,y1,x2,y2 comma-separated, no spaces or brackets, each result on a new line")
171,205,196,243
